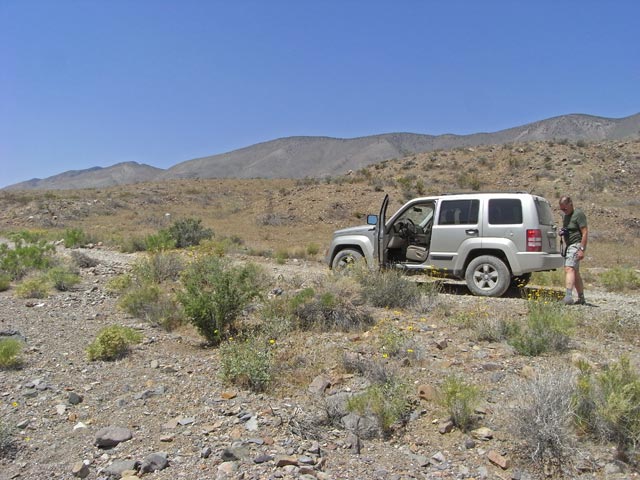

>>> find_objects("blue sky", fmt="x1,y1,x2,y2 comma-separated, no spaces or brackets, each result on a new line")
1,1,638,188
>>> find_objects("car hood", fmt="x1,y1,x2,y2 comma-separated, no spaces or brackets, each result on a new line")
333,225,374,237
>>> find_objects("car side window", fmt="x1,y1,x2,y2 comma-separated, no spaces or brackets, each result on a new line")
488,199,523,224
438,200,479,225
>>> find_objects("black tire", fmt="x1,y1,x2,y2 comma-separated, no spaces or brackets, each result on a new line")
465,255,510,297
331,248,364,271
510,273,532,289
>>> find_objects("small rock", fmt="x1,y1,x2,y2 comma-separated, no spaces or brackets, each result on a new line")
68,392,83,405
308,374,332,395
471,427,494,440
487,450,509,469
418,384,437,402
139,452,169,474
275,455,299,467
71,460,90,478
94,427,133,448
55,404,67,415
435,339,448,350
201,446,212,459
217,461,238,477
16,419,30,429
438,419,454,434
253,454,273,464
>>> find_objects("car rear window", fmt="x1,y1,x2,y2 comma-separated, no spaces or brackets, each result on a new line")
534,197,555,225
488,199,522,224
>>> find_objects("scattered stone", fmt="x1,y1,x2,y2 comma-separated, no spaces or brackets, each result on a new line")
94,426,133,448
150,360,160,369
435,339,448,350
245,415,258,431
438,419,454,434
275,455,299,467
308,374,332,395
103,460,139,477
68,392,83,405
220,391,237,400
345,432,362,454
342,413,379,439
16,419,30,429
417,384,437,402
463,437,476,449
487,450,509,469
71,460,90,478
253,454,273,464
217,461,238,477
55,404,67,415
201,446,212,459
431,451,446,464
178,417,195,425
470,427,494,441
139,452,169,474
160,434,174,442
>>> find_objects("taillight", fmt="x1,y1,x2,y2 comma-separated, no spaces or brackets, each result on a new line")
527,229,542,252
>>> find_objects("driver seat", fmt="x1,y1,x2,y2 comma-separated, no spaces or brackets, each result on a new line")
406,245,428,262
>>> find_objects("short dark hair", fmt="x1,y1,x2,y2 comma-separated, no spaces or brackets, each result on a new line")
559,196,572,205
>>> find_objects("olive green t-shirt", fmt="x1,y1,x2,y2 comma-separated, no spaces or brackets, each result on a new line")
562,208,587,246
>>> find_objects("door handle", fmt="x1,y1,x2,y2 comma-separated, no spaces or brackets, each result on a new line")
465,229,479,235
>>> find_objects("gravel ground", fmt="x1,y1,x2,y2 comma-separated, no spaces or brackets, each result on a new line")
1,246,640,480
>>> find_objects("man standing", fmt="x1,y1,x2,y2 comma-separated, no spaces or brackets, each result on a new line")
559,196,588,305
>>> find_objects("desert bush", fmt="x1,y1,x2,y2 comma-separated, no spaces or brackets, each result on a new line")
219,336,273,392
133,252,184,284
575,356,640,460
375,321,421,360
359,269,422,309
178,256,262,345
87,325,142,361
105,274,133,293
15,275,50,298
508,300,574,356
70,250,99,268
346,378,411,437
62,227,87,248
0,232,54,279
293,289,373,332
342,354,390,384
438,375,481,432
599,267,640,292
512,369,577,466
0,420,17,459
168,218,213,248
118,235,148,253
144,230,176,252
120,284,183,330
47,266,81,291
0,338,23,369
306,243,320,256
0,273,10,291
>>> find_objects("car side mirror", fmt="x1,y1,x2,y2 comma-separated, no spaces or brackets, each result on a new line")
367,214,378,225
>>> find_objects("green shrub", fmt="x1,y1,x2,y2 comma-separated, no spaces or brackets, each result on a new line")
0,273,10,291
47,266,81,291
144,230,176,252
347,379,411,437
168,218,213,248
376,321,420,360
508,301,574,356
306,243,320,256
15,275,50,298
62,228,86,248
438,375,481,432
600,267,640,292
293,289,373,332
178,256,262,345
359,269,422,309
575,356,640,459
0,338,23,369
105,274,133,293
0,233,54,279
87,325,142,361
119,284,183,330
118,236,148,253
133,252,184,284
219,336,273,392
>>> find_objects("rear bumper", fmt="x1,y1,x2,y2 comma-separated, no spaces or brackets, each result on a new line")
513,253,564,275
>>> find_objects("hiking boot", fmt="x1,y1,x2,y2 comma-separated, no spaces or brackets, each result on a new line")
575,297,586,305
562,296,575,305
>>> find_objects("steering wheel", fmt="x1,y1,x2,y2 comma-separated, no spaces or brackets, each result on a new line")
398,218,416,238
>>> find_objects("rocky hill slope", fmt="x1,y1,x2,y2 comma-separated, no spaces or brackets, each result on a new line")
5,112,639,190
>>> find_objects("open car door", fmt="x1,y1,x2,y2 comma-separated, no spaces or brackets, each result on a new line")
376,194,390,267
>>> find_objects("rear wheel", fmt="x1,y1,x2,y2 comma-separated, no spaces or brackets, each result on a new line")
465,255,510,297
331,248,364,271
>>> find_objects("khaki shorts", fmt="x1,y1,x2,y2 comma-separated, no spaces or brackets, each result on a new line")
564,244,581,269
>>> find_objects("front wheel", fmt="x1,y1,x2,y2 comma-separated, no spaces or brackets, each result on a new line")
465,255,510,297
331,248,364,271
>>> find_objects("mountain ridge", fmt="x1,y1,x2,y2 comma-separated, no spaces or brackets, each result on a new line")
5,112,639,190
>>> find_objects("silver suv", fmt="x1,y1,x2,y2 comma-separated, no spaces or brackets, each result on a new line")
326,192,563,297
